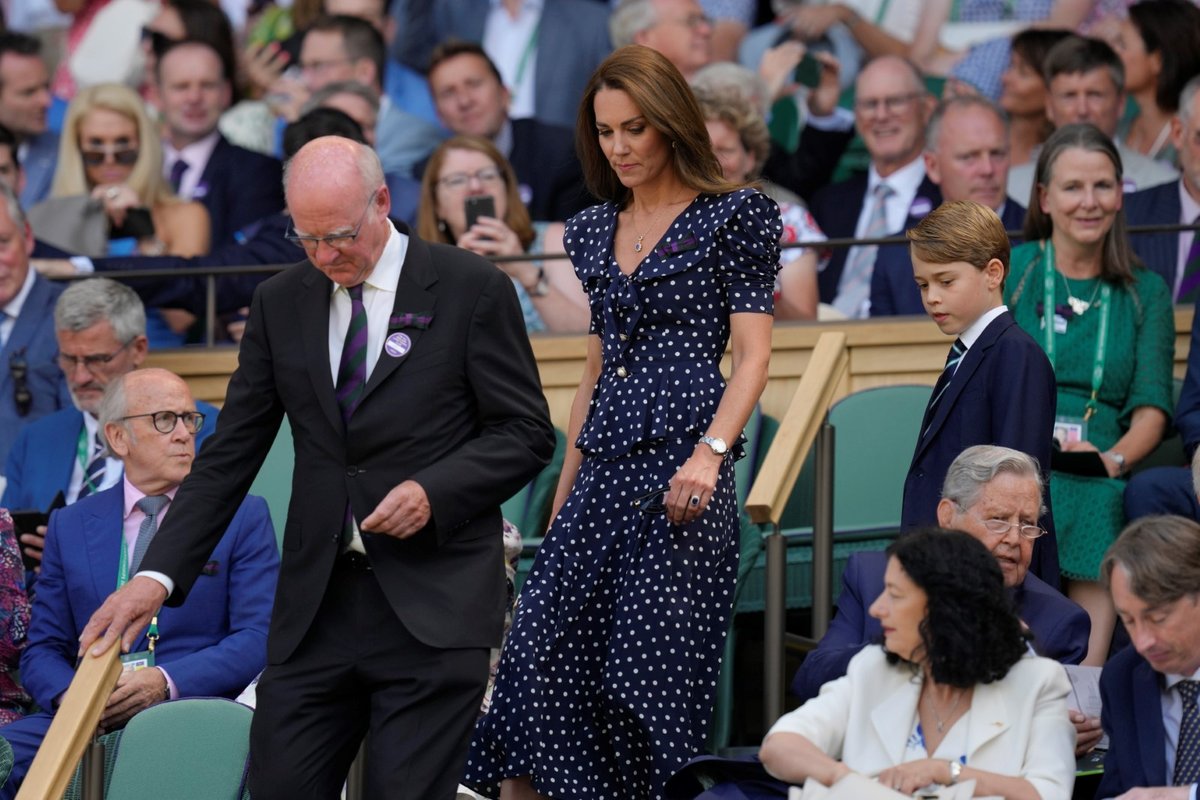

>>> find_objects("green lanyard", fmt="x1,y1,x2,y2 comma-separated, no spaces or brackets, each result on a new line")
873,0,892,24
1040,240,1111,421
117,533,160,650
512,18,542,103
76,427,101,496
949,0,1015,20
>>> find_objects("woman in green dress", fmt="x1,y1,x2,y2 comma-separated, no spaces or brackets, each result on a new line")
1004,123,1174,666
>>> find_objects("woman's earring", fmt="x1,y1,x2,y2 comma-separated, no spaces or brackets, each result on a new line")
437,219,448,234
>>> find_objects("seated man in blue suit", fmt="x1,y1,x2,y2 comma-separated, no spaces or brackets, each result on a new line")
0,367,278,799
2,279,219,570
793,446,1095,748
1097,514,1200,800
0,33,58,210
871,96,1027,317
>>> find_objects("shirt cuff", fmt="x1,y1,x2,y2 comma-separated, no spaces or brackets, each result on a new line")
156,666,177,700
805,106,854,132
68,256,95,274
135,570,175,598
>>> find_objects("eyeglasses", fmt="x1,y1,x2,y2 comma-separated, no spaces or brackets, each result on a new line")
299,57,353,74
9,349,30,417
436,167,504,191
285,191,376,251
632,485,671,515
967,510,1047,541
669,12,712,29
57,338,135,372
80,146,140,167
120,410,206,434
853,92,923,114
140,26,175,58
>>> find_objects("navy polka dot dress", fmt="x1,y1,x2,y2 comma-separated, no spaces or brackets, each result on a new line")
464,189,782,799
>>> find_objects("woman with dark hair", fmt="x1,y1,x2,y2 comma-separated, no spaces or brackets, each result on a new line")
1006,122,1174,665
140,0,239,106
416,135,589,333
760,529,1075,799
465,44,781,799
1111,0,1200,163
1000,29,1073,168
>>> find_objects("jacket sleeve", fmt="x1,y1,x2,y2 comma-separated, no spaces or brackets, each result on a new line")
791,556,872,702
19,509,81,710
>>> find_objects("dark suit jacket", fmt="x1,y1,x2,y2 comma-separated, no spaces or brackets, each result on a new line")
1,401,221,512
903,311,1060,582
790,550,1090,702
21,486,278,708
1125,179,1183,294
0,274,70,471
194,135,285,250
392,0,611,130
1176,295,1200,459
809,172,941,305
140,223,556,663
761,124,856,205
1096,645,1171,798
870,196,1026,317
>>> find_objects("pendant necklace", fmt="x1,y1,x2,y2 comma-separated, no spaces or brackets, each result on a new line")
1060,270,1103,316
925,686,966,734
632,204,665,253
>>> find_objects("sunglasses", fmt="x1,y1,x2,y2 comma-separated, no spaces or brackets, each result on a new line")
81,147,140,167
632,485,671,516
8,349,30,417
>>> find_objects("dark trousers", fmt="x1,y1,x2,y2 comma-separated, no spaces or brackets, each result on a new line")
247,557,490,799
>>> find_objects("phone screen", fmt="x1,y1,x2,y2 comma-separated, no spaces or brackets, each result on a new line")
464,195,496,230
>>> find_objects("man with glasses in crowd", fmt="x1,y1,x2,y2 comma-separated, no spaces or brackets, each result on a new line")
2,279,219,574
0,367,277,800
0,181,68,487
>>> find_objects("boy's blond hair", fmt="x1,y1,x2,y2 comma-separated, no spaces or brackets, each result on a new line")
907,201,1011,288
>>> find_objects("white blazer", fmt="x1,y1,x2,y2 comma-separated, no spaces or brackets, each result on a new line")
767,647,1076,800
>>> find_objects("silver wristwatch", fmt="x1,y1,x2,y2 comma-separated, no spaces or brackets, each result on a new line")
698,435,728,457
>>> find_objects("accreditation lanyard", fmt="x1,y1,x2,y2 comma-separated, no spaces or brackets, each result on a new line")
117,536,159,653
1041,240,1111,421
511,18,542,109
949,0,1015,20
76,427,101,497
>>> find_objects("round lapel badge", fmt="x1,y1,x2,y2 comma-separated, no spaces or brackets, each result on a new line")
384,332,412,358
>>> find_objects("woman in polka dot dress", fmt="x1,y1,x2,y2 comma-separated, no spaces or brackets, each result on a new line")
464,45,781,800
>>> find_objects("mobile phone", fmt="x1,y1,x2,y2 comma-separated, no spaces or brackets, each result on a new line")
464,195,496,230
11,510,49,573
120,207,156,239
794,53,821,89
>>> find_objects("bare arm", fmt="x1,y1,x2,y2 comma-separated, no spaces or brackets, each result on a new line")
774,250,819,321
550,335,602,521
878,759,1043,800
158,202,211,257
908,0,955,70
1063,406,1168,477
759,731,852,787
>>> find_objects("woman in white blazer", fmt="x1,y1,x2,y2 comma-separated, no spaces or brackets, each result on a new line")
760,529,1076,800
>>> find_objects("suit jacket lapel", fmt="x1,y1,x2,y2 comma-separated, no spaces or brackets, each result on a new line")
299,267,343,434
1133,657,1169,784
2,275,53,360
964,680,1013,756
870,678,920,765
83,488,125,608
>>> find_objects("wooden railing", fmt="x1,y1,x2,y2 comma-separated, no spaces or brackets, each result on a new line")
744,331,850,726
16,649,121,800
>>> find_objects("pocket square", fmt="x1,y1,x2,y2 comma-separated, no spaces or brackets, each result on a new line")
388,313,434,331
654,232,698,258
201,560,220,576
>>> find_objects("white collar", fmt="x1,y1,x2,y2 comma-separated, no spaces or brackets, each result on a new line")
328,225,405,298
1179,178,1200,225
866,155,926,197
164,129,221,172
1,266,36,322
959,305,1008,350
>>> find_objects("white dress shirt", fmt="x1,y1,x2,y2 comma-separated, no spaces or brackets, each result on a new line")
1176,181,1200,300
958,305,1008,354
483,0,543,121
163,131,221,201
0,267,35,348
66,412,123,503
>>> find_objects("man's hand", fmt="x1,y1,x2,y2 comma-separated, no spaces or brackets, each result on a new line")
99,668,167,731
1114,788,1191,800
1070,710,1103,757
78,576,168,658
19,524,46,572
806,51,843,117
361,481,431,539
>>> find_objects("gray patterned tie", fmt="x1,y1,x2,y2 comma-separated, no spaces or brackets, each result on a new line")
130,495,169,574
834,182,894,318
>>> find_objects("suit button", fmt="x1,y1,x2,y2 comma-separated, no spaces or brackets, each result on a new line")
616,366,628,378
346,466,359,477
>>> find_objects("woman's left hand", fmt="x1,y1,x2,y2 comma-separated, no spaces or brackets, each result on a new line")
457,216,524,260
665,449,722,526
91,183,138,227
1062,440,1121,477
875,759,952,795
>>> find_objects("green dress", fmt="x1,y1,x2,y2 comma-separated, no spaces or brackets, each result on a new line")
1005,241,1175,580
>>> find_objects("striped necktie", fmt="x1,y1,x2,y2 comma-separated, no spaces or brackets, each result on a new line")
834,182,894,318
922,339,966,436
335,283,368,424
1176,215,1200,303
130,494,169,574
77,431,106,499
1174,679,1199,785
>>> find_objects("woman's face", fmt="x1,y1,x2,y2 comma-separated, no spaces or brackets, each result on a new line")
869,556,928,663
1038,146,1123,249
79,107,140,188
705,118,755,184
594,87,673,191
1110,18,1160,95
999,51,1047,117
434,147,508,239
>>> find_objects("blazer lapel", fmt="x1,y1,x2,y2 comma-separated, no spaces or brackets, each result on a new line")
299,267,343,434
1133,657,1169,784
963,680,1012,757
870,678,920,765
83,488,125,605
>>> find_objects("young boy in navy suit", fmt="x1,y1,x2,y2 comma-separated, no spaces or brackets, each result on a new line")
902,201,1060,584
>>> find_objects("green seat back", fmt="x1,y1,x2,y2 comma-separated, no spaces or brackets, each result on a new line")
248,420,295,550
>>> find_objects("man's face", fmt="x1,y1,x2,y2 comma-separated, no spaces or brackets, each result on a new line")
287,179,392,288
1046,68,1123,137
1173,96,1200,203
854,59,929,174
635,0,712,79
937,471,1041,587
300,30,362,92
1111,564,1200,676
429,53,510,140
0,200,33,308
105,372,196,493
157,45,231,148
0,53,51,139
57,320,148,415
321,92,377,146
926,105,1010,210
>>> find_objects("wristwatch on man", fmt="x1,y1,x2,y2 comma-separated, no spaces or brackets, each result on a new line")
698,435,728,457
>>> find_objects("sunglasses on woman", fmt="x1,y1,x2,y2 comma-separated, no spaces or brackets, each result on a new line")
81,147,140,167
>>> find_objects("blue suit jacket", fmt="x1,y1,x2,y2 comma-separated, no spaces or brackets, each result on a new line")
19,131,58,209
194,135,284,250
791,550,1090,702
903,310,1060,583
1096,645,1171,798
870,196,1026,317
1175,295,1200,459
809,172,941,305
2,401,221,512
0,274,70,472
1125,179,1182,294
392,0,611,130
19,485,277,709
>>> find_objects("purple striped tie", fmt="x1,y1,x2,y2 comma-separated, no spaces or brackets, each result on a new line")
335,283,368,424
1176,214,1200,303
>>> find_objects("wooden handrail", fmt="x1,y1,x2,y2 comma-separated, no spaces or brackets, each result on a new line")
745,330,850,525
17,648,122,800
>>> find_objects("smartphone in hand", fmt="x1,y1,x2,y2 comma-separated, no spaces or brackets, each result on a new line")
464,195,496,230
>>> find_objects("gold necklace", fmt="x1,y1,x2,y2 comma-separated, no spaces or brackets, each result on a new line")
1059,270,1103,316
631,204,666,253
924,686,966,733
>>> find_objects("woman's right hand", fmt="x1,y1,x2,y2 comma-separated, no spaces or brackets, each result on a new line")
457,216,525,261
91,183,138,228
